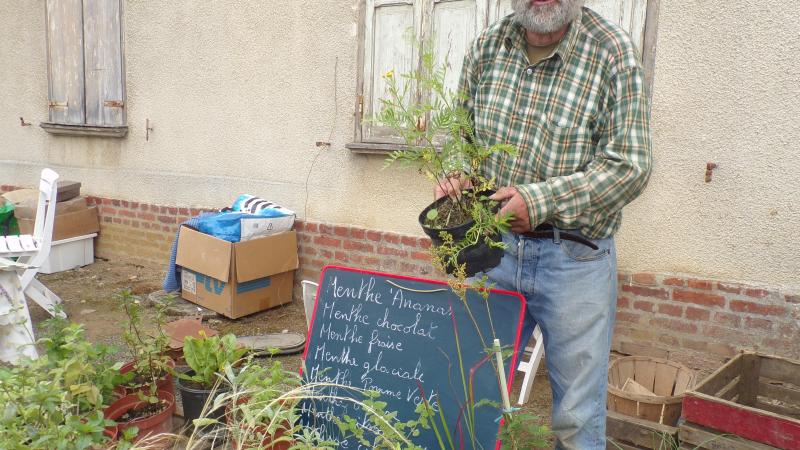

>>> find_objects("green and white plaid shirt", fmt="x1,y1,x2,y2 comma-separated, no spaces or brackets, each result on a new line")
459,8,652,239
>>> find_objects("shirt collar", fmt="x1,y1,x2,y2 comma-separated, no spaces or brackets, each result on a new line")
503,8,582,64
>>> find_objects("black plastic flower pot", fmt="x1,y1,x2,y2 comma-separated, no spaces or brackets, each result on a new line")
418,190,504,277
176,370,230,434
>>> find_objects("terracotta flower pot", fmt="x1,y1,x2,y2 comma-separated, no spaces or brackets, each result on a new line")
226,396,295,450
115,357,176,398
104,390,175,447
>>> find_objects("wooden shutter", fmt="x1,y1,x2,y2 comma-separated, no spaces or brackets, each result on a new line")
488,0,513,23
362,0,423,142
585,0,647,51
45,0,85,125
427,0,487,96
83,0,126,127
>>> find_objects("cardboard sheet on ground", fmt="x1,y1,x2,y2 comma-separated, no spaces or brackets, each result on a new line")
300,266,526,450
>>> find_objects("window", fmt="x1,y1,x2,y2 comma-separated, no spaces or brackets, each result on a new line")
347,0,656,152
41,0,127,137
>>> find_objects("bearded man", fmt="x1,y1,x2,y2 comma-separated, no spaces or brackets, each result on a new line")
439,0,652,447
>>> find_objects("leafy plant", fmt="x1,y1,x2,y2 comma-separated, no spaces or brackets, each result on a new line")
179,333,247,388
379,37,515,270
118,288,173,403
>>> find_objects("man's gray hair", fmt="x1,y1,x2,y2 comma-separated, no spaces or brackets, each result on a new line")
512,0,584,34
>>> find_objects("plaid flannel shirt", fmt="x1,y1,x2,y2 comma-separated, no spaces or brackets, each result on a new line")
459,8,652,239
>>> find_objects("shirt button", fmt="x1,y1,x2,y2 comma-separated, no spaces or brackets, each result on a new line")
526,67,533,75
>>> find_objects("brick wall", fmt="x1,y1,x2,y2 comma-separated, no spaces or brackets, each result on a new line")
5,187,798,372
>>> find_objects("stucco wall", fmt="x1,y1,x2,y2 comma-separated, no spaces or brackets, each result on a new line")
1,1,798,288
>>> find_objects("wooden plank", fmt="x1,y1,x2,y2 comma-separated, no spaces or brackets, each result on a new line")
680,422,779,450
45,0,86,125
623,378,656,396
739,353,762,406
717,375,741,401
83,0,126,127
759,380,800,408
611,360,620,387
430,0,482,95
693,353,743,396
606,410,677,449
674,368,694,394
619,359,635,387
607,438,649,450
754,399,800,419
683,392,800,449
634,359,657,392
760,355,800,388
642,0,660,94
653,362,678,396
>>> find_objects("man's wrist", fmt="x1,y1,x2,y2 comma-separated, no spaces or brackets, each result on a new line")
515,183,555,230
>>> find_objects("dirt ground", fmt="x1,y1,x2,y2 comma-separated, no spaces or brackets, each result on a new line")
32,256,554,438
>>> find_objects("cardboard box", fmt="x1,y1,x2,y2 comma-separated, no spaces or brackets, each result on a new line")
17,206,100,241
175,226,298,319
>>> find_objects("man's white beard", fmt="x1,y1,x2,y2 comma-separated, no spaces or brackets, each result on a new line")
512,0,584,34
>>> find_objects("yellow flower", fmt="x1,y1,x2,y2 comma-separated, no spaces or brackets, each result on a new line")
384,70,394,79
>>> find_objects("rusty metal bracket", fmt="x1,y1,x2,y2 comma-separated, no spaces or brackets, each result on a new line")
19,117,31,127
48,101,68,108
104,100,125,108
146,118,154,141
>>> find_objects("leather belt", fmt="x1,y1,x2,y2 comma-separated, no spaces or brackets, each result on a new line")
521,224,599,250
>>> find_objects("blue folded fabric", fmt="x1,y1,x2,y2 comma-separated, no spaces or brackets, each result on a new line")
162,215,205,293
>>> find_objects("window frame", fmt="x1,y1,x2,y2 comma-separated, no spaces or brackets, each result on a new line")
347,0,661,154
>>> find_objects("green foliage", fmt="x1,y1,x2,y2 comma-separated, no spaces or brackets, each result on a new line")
0,317,120,449
498,413,551,450
179,333,247,388
118,288,173,404
335,390,428,450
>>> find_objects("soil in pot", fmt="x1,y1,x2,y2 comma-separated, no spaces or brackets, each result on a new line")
419,190,504,276
105,390,175,447
177,370,231,434
116,357,176,398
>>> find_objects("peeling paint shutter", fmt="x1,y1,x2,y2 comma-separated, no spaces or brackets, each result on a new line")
46,0,85,125
83,0,125,127
428,0,486,96
362,0,423,142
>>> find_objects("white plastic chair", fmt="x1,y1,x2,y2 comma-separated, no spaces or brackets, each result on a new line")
0,260,39,362
516,324,544,405
301,280,318,331
0,168,65,318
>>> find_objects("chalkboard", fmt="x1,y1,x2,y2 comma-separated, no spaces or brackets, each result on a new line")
300,266,526,450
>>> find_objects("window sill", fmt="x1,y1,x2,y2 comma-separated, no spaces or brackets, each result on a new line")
40,122,128,138
345,142,408,155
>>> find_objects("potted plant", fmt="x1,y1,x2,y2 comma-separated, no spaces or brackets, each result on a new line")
176,333,247,431
0,318,121,449
116,289,176,398
378,43,515,277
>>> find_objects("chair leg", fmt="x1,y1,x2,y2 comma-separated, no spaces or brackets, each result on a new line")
24,278,66,319
516,325,545,405
0,273,38,362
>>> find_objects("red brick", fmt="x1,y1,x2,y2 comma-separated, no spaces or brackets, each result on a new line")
410,251,432,262
617,273,631,284
617,296,630,309
682,338,708,352
707,343,736,358
119,209,136,218
190,208,203,216
293,221,305,232
650,317,697,334
364,257,380,266
137,212,156,221
621,284,669,300
168,207,178,215
658,304,683,317
633,300,654,313
377,246,408,257
318,224,334,235
343,240,374,253
672,289,725,308
101,206,118,216
112,199,121,207
786,294,800,304
729,300,785,316
713,312,741,328
716,282,741,294
130,202,139,209
313,236,341,248
616,311,641,324
418,238,432,249
632,273,656,285
113,217,122,224
319,249,333,259
334,226,350,237
688,279,713,290
303,247,318,256
401,236,418,247
744,288,770,298
350,228,365,239
131,221,140,228
663,277,685,287
102,198,113,205
334,251,348,262
120,200,129,208
178,207,189,215
656,334,679,347
383,233,401,244
348,254,364,265
745,317,773,330
366,231,382,242
157,215,176,224
305,222,318,233
685,307,710,321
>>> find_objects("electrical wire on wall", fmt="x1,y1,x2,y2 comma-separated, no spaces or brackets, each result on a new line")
304,56,338,221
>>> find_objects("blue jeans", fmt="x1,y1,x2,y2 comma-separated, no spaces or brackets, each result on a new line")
480,229,617,449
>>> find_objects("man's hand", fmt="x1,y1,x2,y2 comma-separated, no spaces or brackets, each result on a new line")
490,187,532,233
434,174,473,200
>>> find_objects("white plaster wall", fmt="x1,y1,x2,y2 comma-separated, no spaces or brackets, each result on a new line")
1,1,798,288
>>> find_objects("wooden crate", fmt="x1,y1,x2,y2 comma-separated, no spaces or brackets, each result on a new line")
606,410,678,449
682,352,800,449
608,356,695,426
679,422,779,450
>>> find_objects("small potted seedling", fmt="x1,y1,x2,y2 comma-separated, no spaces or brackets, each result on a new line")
176,333,247,433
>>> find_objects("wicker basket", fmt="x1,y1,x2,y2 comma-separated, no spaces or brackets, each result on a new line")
607,356,695,426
